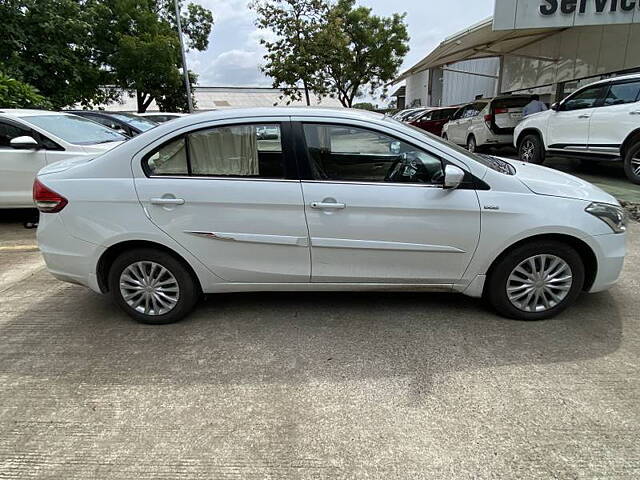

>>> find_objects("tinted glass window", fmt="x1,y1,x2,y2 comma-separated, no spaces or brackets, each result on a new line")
603,81,640,106
302,124,444,185
146,137,188,175
145,124,285,178
0,121,32,147
86,115,123,131
189,124,283,178
21,114,126,145
563,85,606,110
109,113,157,132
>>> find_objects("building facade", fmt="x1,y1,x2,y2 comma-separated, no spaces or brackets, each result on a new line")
395,1,640,107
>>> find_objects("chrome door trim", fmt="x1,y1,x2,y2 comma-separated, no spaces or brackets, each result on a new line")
186,231,310,247
311,237,466,253
302,180,443,188
150,175,300,183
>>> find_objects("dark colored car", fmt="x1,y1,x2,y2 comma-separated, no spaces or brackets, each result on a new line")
408,107,459,137
66,111,158,137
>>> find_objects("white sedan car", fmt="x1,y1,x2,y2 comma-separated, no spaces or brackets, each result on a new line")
34,108,627,324
0,109,126,208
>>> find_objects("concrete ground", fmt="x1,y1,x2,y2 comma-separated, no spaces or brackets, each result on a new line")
0,210,639,479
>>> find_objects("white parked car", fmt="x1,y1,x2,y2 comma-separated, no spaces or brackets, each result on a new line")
0,109,126,208
34,108,627,324
514,74,640,184
443,95,531,152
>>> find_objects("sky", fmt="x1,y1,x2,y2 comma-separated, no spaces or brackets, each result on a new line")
186,0,496,95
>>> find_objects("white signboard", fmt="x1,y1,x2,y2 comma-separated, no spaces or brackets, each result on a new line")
494,0,640,30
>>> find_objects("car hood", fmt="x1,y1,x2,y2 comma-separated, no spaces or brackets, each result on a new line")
503,158,618,205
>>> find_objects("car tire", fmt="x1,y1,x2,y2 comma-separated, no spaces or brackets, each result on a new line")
519,133,545,165
467,135,478,153
485,241,585,321
623,140,640,185
108,248,200,325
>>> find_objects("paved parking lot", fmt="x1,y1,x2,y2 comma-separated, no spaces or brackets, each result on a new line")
1,212,639,479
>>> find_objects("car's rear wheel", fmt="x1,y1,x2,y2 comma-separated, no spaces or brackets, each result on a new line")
467,135,477,153
519,133,545,165
623,140,640,185
108,248,199,324
485,241,585,321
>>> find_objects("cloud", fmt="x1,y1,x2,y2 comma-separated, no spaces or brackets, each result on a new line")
198,49,271,86
194,0,250,23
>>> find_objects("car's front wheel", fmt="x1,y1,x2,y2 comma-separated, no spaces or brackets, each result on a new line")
485,241,585,321
108,248,200,324
519,134,545,165
623,140,640,185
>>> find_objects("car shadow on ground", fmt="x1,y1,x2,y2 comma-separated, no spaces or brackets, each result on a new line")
0,274,623,401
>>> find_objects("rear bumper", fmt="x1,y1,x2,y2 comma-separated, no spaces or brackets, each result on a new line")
37,214,105,293
585,232,626,293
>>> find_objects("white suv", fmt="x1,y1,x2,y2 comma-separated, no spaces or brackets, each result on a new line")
0,110,126,208
442,95,530,152
514,74,640,184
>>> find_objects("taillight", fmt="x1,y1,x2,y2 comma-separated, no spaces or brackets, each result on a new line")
33,179,68,213
494,107,508,114
484,114,493,122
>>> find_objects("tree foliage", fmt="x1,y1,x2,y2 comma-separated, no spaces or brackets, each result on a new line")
318,0,409,108
0,0,212,112
0,73,52,109
253,0,409,108
0,0,111,109
251,0,329,106
90,0,213,112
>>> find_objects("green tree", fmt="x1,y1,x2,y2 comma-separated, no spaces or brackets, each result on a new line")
318,0,409,108
251,0,329,106
352,102,376,111
0,73,52,109
90,0,213,112
0,0,111,109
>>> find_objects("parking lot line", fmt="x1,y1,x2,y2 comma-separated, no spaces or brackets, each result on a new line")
0,245,39,252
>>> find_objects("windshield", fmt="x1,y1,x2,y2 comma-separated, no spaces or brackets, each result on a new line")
23,114,127,145
109,113,157,132
391,117,516,175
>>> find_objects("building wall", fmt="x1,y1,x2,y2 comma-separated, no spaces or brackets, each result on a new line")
405,70,430,107
403,58,499,108
440,58,499,106
501,23,640,94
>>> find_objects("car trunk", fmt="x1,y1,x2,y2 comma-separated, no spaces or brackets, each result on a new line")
489,97,530,135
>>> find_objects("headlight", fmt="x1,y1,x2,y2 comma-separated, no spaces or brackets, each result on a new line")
585,202,628,234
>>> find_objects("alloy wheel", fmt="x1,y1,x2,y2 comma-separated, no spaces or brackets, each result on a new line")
632,154,640,177
119,261,180,316
521,140,535,162
506,254,573,313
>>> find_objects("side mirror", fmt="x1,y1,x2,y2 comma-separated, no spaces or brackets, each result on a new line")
443,164,465,190
551,102,560,111
10,136,39,150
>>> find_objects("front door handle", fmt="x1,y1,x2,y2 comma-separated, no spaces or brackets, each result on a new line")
150,197,185,205
311,201,346,210
630,111,640,115
578,114,591,119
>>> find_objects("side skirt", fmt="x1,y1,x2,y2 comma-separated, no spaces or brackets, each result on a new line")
205,283,455,294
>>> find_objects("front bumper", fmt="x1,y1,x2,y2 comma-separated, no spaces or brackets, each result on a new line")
585,231,627,293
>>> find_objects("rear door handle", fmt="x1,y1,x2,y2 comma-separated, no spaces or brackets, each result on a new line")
311,202,346,210
150,197,185,205
578,114,591,119
630,111,640,115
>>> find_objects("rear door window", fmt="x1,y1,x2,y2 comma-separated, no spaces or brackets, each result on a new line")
0,121,32,148
603,81,640,106
144,123,286,179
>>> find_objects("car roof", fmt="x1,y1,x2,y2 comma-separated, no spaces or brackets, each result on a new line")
149,107,387,124
587,72,640,87
0,109,73,118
